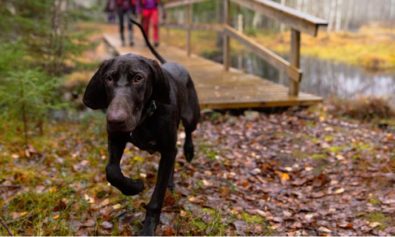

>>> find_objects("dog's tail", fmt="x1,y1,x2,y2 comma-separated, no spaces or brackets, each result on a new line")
129,17,166,64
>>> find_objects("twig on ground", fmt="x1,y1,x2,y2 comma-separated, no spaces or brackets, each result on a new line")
0,185,21,189
0,216,13,236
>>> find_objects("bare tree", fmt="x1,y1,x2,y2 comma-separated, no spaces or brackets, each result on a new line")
335,0,343,31
328,0,338,31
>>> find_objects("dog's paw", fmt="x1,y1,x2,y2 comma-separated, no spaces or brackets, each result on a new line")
121,178,144,196
184,143,194,163
140,215,158,236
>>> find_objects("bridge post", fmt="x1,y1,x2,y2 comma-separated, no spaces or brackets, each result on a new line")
223,0,231,71
186,0,192,57
289,29,301,96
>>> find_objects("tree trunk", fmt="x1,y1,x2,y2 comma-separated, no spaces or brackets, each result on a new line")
19,77,28,149
328,0,338,32
49,0,67,76
216,0,223,49
335,0,343,31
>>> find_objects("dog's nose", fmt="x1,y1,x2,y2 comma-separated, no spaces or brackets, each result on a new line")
107,110,128,125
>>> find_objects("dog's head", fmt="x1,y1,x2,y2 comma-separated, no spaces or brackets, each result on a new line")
83,54,169,133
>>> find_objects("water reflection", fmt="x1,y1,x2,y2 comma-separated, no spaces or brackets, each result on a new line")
229,52,395,106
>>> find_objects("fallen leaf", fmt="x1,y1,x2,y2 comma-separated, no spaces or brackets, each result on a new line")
368,222,381,228
100,198,110,207
318,226,331,233
112,204,122,210
101,221,113,229
11,212,28,219
162,225,175,236
81,219,96,227
275,171,290,183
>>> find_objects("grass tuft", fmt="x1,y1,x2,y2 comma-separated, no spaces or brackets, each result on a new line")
328,97,394,121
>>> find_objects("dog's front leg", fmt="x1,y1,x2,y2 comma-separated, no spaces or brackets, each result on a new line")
106,135,144,196
141,148,177,235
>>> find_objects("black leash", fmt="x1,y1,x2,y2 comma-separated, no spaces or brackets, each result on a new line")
129,17,166,64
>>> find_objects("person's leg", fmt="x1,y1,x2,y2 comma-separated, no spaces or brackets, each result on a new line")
142,9,151,44
117,9,125,46
152,8,159,46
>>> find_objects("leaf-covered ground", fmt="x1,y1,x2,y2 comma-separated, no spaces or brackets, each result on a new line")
1,106,395,235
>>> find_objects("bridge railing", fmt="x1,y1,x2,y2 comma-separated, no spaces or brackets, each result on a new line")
163,0,328,96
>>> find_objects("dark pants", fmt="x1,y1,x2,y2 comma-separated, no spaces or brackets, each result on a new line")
117,9,134,45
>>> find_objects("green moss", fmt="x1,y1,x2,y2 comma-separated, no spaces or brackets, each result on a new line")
240,212,272,235
326,145,344,154
199,143,218,161
175,208,226,236
292,150,306,159
311,153,327,160
5,187,77,235
353,142,373,152
241,212,264,224
368,197,382,206
324,135,334,143
364,212,392,230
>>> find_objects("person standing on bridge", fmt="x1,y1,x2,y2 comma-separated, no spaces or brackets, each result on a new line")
116,0,137,46
140,0,162,47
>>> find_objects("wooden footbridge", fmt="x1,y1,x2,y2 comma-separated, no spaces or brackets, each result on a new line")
104,0,328,109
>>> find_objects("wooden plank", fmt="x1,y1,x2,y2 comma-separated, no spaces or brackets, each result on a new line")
163,23,223,32
224,25,301,82
164,0,207,9
200,98,322,110
289,29,301,96
223,0,231,71
232,0,328,36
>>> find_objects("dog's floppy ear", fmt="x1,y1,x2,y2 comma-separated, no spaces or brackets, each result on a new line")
83,59,114,109
149,60,170,104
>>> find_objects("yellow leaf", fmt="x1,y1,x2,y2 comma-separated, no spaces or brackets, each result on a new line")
112,204,122,210
100,198,110,207
275,171,290,182
180,210,187,217
133,156,144,163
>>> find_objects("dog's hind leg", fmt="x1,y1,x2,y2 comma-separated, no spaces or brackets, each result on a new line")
181,81,200,163
183,126,195,163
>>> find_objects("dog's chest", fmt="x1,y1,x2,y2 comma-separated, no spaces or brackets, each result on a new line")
129,126,158,153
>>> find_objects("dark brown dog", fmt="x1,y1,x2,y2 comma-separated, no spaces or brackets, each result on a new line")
83,19,200,235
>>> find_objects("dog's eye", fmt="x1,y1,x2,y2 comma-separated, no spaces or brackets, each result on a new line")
106,76,113,83
133,75,144,84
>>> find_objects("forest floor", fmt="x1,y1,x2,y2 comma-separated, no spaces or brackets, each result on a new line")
1,105,395,235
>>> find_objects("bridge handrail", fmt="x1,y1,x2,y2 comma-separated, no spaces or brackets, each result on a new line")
165,0,327,36
164,0,207,9
232,0,327,36
162,0,328,96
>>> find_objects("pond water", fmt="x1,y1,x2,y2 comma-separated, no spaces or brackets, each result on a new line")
226,52,395,107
